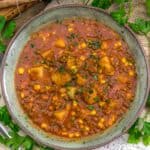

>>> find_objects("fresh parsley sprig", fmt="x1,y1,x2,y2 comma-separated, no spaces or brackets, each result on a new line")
0,16,16,53
129,19,150,35
0,106,54,150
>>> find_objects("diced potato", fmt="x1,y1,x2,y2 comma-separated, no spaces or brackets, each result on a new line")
18,67,25,75
99,101,106,107
118,74,129,83
90,110,97,115
78,42,87,49
84,126,90,131
41,123,48,129
108,115,116,126
77,74,86,85
98,74,106,84
68,27,73,32
40,50,53,60
67,57,76,69
126,92,133,100
55,39,66,48
114,41,122,48
98,118,105,129
74,132,80,137
51,71,71,85
78,119,83,124
33,84,41,91
73,100,78,107
99,56,114,75
67,87,77,99
121,57,129,66
29,66,46,80
68,133,74,138
101,41,108,50
54,104,71,121
129,70,134,76
20,92,25,98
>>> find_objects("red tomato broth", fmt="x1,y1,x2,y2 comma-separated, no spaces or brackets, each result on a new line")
15,18,137,139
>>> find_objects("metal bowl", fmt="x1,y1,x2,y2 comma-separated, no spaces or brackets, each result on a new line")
0,4,149,150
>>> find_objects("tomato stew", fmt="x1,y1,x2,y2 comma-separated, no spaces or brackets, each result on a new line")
15,18,137,139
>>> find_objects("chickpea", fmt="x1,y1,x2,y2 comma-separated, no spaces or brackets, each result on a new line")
18,67,25,75
33,84,41,91
20,92,25,98
78,119,83,124
68,133,74,138
41,123,48,129
90,110,97,115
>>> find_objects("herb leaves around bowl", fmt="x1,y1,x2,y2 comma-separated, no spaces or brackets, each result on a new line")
91,0,150,146
0,106,54,150
0,16,16,53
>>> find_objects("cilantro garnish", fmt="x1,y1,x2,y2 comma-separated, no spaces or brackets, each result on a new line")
0,106,54,150
0,16,16,53
129,19,150,35
110,9,128,26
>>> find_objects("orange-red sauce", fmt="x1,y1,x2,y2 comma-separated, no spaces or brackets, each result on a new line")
15,18,137,138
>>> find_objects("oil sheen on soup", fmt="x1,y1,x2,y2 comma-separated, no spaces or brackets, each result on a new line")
15,18,137,139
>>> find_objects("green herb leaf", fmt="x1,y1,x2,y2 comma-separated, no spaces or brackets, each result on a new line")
146,0,150,16
2,20,16,39
128,19,150,35
143,122,150,136
113,0,128,4
87,105,95,110
22,136,34,150
0,16,6,32
0,106,19,132
0,42,6,52
110,9,128,26
142,135,150,146
94,96,100,102
93,74,98,80
58,66,65,73
6,131,24,150
146,94,150,107
87,40,101,50
30,43,34,48
128,128,141,144
92,0,112,9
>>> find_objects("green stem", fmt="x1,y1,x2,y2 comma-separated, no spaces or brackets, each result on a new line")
128,0,133,18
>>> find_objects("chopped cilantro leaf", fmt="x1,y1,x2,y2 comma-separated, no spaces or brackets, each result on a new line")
2,20,16,39
30,43,34,48
94,96,100,102
92,0,112,9
129,19,150,35
146,94,150,107
87,105,95,110
58,66,65,73
110,9,128,26
87,40,101,50
0,16,6,32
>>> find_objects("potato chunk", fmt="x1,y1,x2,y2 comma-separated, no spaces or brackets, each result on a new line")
99,56,114,75
67,86,77,99
54,103,71,122
40,50,53,60
77,74,86,85
51,71,71,85
55,39,66,48
29,66,47,80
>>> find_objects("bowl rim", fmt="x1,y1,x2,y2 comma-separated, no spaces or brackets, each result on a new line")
0,4,150,150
